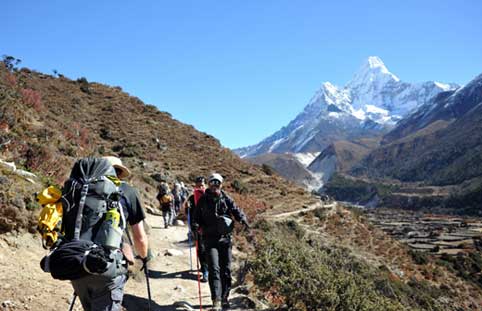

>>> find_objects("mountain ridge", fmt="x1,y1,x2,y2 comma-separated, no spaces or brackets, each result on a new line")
354,72,482,187
235,56,458,158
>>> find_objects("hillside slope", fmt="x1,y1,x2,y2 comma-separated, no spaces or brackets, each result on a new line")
0,63,316,233
246,153,321,190
354,73,482,186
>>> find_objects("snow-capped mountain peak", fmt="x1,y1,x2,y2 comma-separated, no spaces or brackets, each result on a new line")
234,56,459,158
321,81,338,94
348,56,400,89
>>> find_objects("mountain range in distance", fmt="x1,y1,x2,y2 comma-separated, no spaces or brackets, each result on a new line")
235,57,482,214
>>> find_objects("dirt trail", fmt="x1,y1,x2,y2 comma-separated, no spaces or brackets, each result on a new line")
266,202,335,220
0,213,250,311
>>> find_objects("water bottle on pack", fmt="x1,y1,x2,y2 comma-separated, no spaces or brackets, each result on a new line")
94,201,123,249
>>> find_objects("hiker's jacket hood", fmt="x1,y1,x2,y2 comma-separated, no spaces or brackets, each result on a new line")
193,189,247,238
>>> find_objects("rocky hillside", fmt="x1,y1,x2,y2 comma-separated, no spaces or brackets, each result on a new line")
354,72,482,186
0,62,316,233
246,153,321,190
308,137,380,183
321,72,482,215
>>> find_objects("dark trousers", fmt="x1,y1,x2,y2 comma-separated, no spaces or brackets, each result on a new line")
197,234,208,274
205,236,232,301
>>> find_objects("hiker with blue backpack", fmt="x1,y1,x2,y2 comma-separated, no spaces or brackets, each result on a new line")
39,157,150,311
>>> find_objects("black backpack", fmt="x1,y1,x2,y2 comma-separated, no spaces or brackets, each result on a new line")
61,157,123,242
41,157,127,280
215,195,234,236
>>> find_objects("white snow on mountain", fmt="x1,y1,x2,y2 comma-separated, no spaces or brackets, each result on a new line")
434,81,453,91
292,152,320,167
235,56,459,158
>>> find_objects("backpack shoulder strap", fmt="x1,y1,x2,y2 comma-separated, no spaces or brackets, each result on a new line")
73,182,90,240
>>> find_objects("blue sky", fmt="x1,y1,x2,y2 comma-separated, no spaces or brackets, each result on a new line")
2,0,481,148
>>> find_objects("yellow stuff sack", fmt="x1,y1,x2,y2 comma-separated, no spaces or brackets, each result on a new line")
160,194,172,204
37,186,63,249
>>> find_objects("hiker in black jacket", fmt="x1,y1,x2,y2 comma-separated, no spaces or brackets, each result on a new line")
192,173,249,311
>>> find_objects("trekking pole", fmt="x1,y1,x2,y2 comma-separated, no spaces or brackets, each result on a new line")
67,293,77,311
143,260,152,311
195,239,203,311
187,208,193,271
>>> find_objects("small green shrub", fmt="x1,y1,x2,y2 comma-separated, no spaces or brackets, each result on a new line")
25,196,39,211
231,179,249,194
436,252,482,288
261,163,275,176
313,208,327,221
77,77,90,94
409,249,429,265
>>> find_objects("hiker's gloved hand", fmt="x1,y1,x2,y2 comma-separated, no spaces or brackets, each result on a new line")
136,249,153,270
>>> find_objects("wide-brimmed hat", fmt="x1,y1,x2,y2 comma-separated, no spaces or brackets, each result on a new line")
103,156,131,179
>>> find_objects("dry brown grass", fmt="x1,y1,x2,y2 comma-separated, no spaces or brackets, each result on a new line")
0,64,314,232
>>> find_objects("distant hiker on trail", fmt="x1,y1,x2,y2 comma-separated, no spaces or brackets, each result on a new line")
180,181,189,207
193,173,249,310
172,182,183,218
40,157,150,311
157,182,174,228
185,176,209,282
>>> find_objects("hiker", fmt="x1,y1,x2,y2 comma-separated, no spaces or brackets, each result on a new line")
180,181,189,208
185,176,209,282
61,157,149,311
157,182,174,228
192,173,249,310
172,182,183,219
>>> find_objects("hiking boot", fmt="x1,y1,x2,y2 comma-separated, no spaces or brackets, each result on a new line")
211,299,222,311
222,298,230,309
201,272,208,283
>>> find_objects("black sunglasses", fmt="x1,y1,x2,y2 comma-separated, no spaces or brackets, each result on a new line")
209,180,222,186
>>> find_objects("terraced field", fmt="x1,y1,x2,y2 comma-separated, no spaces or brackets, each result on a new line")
367,209,482,255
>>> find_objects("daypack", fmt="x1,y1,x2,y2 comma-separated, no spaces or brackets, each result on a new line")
41,157,127,280
157,183,172,208
37,186,63,249
215,196,234,236
159,194,172,204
